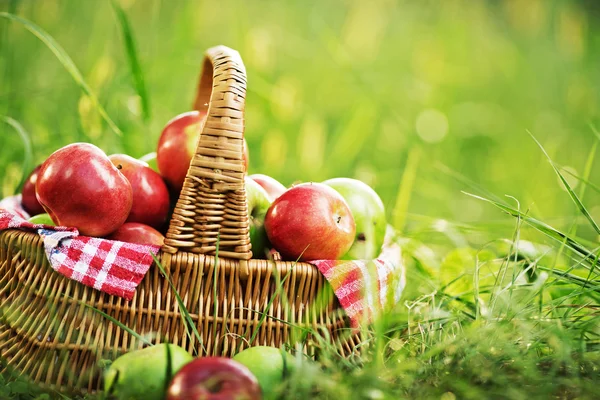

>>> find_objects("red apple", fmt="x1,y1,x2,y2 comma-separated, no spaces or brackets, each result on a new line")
157,111,205,192
249,174,286,202
109,154,170,229
166,357,261,400
21,165,45,216
264,183,356,261
106,222,164,246
157,111,250,192
0,194,29,219
36,143,133,237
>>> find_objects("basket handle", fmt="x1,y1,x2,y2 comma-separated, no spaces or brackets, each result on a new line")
162,46,252,272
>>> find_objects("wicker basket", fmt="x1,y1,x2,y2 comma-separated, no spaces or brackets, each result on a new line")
0,46,357,393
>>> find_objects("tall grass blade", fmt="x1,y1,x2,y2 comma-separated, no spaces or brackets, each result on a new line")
1,116,32,193
0,12,122,136
110,0,151,121
560,168,600,194
464,192,599,271
152,253,206,355
393,146,421,232
527,130,600,235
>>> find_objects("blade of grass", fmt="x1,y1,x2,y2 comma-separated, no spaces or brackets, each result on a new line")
528,130,600,235
110,0,151,121
393,146,421,233
152,252,206,355
0,12,122,136
1,116,32,193
560,167,600,194
213,234,219,355
464,192,599,271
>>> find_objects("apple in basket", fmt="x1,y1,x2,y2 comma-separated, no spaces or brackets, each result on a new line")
106,222,165,246
109,154,170,230
245,176,272,258
166,357,261,400
21,165,46,216
264,182,356,261
157,111,251,192
35,143,133,237
249,174,287,202
323,178,387,260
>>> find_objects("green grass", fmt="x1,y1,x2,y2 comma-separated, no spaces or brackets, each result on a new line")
1,0,600,399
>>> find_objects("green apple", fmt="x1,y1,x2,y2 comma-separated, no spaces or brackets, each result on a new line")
104,343,193,400
323,178,386,260
27,213,55,226
246,177,272,259
232,346,293,399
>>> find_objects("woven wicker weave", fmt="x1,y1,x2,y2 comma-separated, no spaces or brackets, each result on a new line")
0,46,356,394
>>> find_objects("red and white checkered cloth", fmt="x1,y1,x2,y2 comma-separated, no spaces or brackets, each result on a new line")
310,227,405,328
1,196,404,327
0,197,159,300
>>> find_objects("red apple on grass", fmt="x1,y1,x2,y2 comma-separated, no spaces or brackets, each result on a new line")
264,183,356,261
249,174,286,202
36,143,132,237
21,165,45,216
109,154,170,229
166,357,261,400
106,222,164,246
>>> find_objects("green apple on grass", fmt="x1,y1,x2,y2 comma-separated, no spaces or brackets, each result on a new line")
104,343,193,400
323,178,386,260
233,346,294,399
245,176,272,259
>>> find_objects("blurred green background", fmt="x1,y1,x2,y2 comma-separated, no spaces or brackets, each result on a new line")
1,0,599,242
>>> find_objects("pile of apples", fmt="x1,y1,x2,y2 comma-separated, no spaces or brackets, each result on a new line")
15,110,387,261
105,343,291,400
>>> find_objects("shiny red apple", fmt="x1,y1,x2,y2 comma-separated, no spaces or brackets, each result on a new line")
109,154,170,229
157,111,205,192
21,165,45,216
264,183,356,261
106,222,164,246
36,143,133,237
249,174,286,202
166,357,261,400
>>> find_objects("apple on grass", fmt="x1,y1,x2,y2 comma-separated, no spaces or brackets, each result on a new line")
264,183,356,262
106,222,164,246
109,154,170,230
36,143,132,237
21,165,45,216
249,174,286,202
233,346,294,399
157,110,249,192
245,177,272,259
104,343,193,400
166,357,261,400
323,178,387,260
